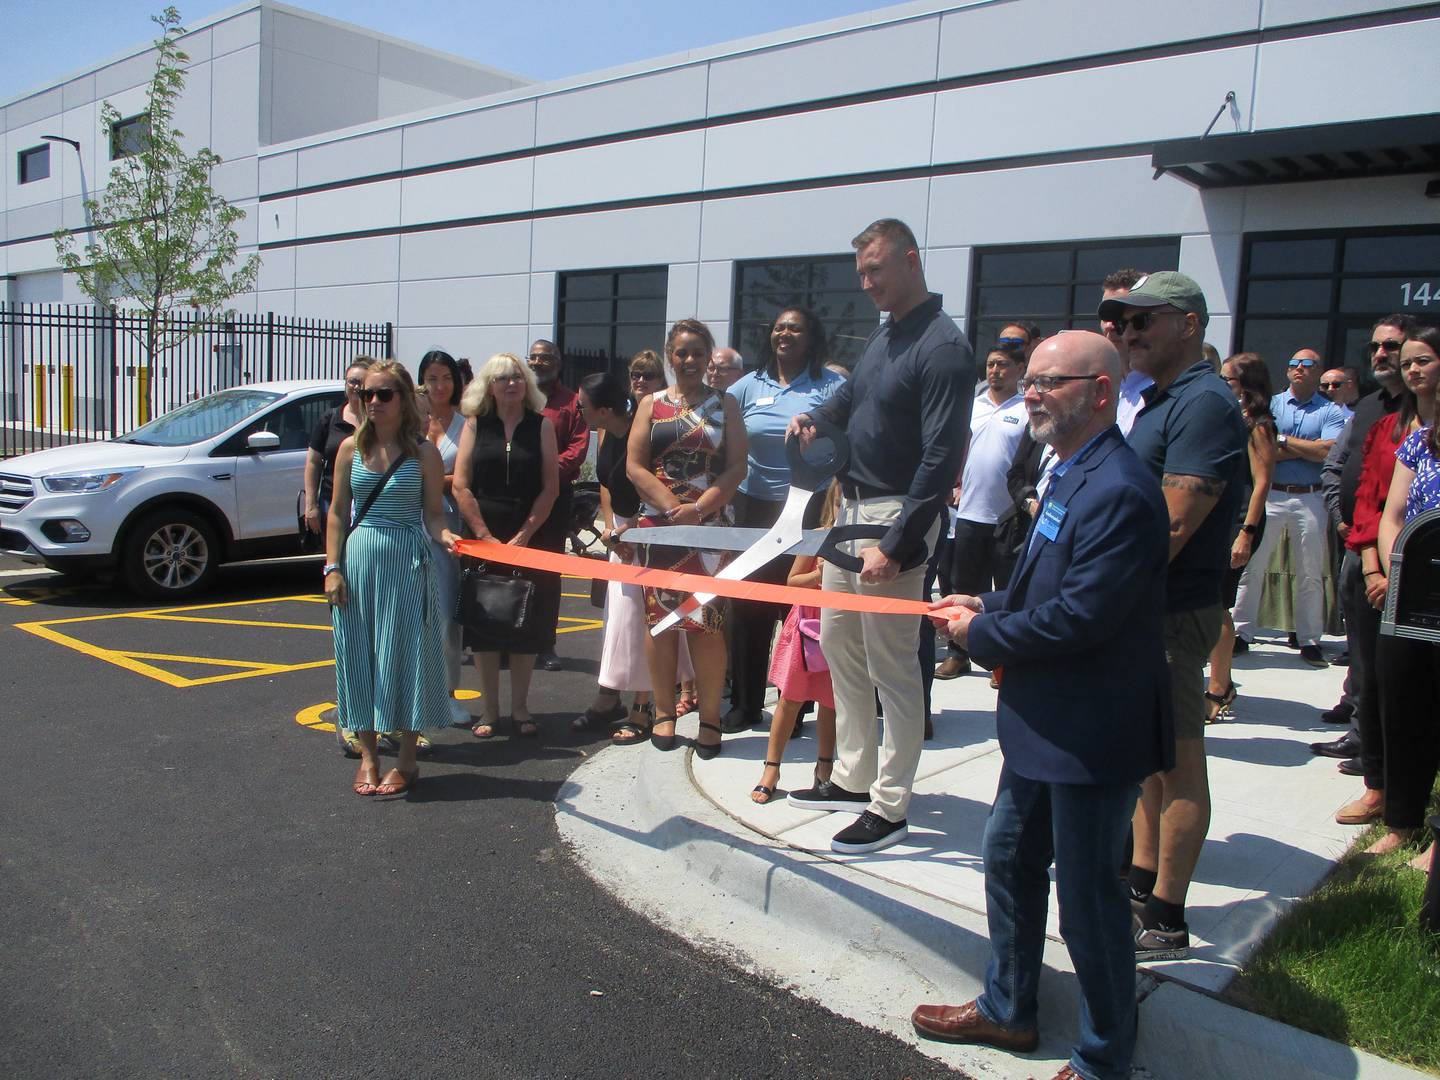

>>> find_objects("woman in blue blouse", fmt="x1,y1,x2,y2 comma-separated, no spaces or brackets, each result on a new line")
723,307,846,732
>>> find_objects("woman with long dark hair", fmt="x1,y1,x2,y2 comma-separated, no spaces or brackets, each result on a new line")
722,307,845,732
627,319,747,757
325,360,456,796
1359,325,1440,870
1206,352,1276,720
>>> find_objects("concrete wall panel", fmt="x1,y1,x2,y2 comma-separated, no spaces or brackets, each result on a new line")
294,234,400,289
402,100,537,169
376,79,454,119
395,323,527,366
705,95,934,190
269,11,378,71
292,282,397,323
295,178,400,239
62,75,96,112
257,245,296,292
938,0,1260,79
259,196,296,245
708,15,941,115
1239,173,1439,232
94,52,158,100
267,49,378,146
7,88,63,128
531,202,703,272
536,66,709,145
1263,0,1435,26
258,150,298,195
1179,232,1244,322
398,273,530,327
212,8,262,57
698,177,930,261
697,260,733,325
666,262,700,323
400,158,534,227
534,130,705,209
210,46,260,162
400,219,533,281
528,272,556,328
297,128,402,188
923,246,971,320
171,60,212,155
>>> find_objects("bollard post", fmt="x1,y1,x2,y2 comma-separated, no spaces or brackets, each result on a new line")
1420,813,1440,938
62,364,75,430
136,366,150,425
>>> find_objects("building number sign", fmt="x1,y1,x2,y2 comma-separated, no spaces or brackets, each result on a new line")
1401,282,1439,306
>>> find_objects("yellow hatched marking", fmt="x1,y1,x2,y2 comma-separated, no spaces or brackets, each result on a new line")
556,615,603,635
297,689,481,735
129,612,332,631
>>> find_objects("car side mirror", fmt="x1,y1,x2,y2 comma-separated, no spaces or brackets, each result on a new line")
247,430,281,452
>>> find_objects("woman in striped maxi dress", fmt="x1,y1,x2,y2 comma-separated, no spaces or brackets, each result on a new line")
325,360,457,797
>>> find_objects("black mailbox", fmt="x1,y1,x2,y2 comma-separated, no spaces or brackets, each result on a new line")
1381,507,1440,645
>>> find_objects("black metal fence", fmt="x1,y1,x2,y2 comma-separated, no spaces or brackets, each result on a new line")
0,304,392,458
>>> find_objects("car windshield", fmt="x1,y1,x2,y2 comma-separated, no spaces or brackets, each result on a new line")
115,389,284,447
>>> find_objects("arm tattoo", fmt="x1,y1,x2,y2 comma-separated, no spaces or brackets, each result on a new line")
1161,473,1227,497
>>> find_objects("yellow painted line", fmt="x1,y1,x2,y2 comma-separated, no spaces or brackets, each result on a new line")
556,616,603,635
19,594,326,628
168,659,335,688
297,690,481,734
129,612,332,631
561,592,592,599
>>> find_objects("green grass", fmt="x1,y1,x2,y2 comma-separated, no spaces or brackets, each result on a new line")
1227,788,1440,1075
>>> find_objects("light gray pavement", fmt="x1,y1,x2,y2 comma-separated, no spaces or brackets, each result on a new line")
557,634,1427,1079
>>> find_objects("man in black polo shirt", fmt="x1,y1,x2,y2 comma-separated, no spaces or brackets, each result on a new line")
786,218,974,854
1099,272,1248,960
1317,314,1411,818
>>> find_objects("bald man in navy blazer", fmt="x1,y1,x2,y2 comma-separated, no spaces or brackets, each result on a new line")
912,332,1172,1080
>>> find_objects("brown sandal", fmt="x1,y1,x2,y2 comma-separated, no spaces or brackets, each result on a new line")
353,762,380,796
375,767,418,796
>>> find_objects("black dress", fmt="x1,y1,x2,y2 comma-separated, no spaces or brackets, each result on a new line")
463,410,558,653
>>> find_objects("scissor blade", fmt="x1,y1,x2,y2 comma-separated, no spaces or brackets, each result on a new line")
623,525,828,555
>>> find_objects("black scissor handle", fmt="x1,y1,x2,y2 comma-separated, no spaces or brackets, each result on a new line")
815,524,930,574
786,415,850,492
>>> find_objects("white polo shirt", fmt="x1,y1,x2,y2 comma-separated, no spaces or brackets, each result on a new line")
957,390,1028,524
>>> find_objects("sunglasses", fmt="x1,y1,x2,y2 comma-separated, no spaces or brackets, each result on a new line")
1115,310,1180,334
630,371,660,381
1368,340,1403,354
358,387,397,403
997,335,1027,348
1287,359,1316,369
1318,380,1348,389
345,378,365,389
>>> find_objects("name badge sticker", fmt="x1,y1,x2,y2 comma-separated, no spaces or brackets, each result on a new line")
1036,499,1067,542
755,396,776,407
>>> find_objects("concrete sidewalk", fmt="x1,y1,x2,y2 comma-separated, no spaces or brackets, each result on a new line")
556,635,1425,1080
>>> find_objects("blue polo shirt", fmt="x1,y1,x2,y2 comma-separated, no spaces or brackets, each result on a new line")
1271,390,1347,487
1127,360,1249,613
730,365,846,500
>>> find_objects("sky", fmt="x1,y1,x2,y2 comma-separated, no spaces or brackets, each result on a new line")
1,0,895,103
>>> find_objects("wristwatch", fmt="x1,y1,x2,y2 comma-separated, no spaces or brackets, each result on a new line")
1241,523,1258,536
1276,433,1289,446
322,562,341,577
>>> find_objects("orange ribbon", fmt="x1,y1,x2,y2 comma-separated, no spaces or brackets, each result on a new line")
454,538,969,622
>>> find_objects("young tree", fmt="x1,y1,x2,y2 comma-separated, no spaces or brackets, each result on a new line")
54,6,260,411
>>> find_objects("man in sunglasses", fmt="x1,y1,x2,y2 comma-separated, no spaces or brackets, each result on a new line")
1098,267,1153,435
1100,271,1248,962
1319,367,1359,414
527,338,591,671
1231,348,1346,668
998,322,1041,362
1313,316,1411,784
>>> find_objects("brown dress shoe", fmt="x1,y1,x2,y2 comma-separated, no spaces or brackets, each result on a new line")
935,656,971,679
911,1000,1039,1051
1335,797,1383,825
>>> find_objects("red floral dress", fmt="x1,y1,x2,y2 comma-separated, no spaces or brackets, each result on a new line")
638,389,732,632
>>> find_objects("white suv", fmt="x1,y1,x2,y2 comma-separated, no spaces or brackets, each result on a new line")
0,380,344,597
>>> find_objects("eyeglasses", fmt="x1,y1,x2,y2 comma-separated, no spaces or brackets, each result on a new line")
1019,374,1102,394
1318,380,1348,390
630,371,660,382
358,387,396,403
997,335,1027,349
527,352,558,363
494,373,526,384
1287,359,1317,369
708,364,741,373
1368,340,1403,355
1114,310,1180,334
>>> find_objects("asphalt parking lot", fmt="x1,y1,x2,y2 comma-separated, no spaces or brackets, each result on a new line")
0,553,960,1080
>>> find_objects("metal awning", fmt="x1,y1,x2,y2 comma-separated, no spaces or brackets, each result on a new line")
1151,113,1440,188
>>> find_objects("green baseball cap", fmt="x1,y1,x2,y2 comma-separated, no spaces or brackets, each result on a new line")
1098,270,1209,328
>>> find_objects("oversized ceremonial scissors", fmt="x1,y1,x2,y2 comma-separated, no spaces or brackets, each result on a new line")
627,417,925,635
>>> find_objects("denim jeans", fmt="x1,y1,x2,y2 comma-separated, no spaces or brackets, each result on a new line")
977,765,1141,1080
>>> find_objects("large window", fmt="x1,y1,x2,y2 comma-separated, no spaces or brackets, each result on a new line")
1238,227,1440,387
18,144,50,184
969,238,1181,348
556,267,668,386
110,115,150,159
732,255,873,370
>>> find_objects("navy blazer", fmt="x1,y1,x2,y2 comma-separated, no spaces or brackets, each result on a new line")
969,426,1174,786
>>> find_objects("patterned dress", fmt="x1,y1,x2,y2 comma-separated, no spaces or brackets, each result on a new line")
331,455,451,732
638,389,731,633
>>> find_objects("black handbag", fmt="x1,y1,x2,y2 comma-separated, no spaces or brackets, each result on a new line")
297,490,326,554
456,560,535,634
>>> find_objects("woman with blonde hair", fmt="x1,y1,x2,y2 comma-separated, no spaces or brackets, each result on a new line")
326,360,457,797
453,353,560,739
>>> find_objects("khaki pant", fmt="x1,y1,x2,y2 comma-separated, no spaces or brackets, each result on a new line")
820,495,939,822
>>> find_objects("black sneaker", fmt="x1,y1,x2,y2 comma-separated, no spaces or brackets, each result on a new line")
787,779,869,812
1133,914,1190,961
1299,645,1327,668
831,811,909,854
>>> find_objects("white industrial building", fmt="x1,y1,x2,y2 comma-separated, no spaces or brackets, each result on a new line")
5,0,1439,389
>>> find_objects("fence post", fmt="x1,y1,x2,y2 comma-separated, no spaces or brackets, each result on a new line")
265,310,275,382
107,306,118,438
385,322,394,360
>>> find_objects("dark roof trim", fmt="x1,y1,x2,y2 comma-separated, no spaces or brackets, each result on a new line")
1152,113,1440,188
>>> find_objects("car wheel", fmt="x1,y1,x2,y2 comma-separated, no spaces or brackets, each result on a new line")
121,509,219,599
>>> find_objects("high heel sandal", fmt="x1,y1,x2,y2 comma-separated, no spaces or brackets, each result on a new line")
651,714,678,751
813,755,834,787
694,721,723,761
752,760,782,804
1204,682,1237,723
611,702,653,746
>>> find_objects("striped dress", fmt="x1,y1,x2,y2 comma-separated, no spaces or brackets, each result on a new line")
331,455,450,732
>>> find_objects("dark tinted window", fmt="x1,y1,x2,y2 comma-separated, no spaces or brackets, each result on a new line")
732,255,874,370
110,115,151,159
557,267,667,386
18,144,49,184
